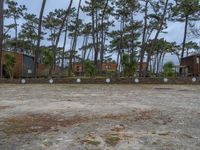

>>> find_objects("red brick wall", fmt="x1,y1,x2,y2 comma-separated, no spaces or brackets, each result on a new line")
2,50,61,77
72,62,117,73
37,64,61,76
102,62,117,72
72,64,83,73
181,55,200,75
37,64,49,76
137,62,147,72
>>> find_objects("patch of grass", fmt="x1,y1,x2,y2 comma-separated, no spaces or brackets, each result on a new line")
110,124,125,132
158,132,170,136
2,114,90,135
134,109,158,122
82,139,101,146
105,134,121,146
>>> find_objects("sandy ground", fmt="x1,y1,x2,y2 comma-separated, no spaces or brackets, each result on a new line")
0,84,200,150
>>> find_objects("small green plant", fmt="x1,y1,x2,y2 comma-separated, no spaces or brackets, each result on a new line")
121,53,137,77
60,69,68,76
105,69,111,78
163,61,175,77
82,139,101,146
105,135,121,146
41,49,53,76
4,53,16,79
84,60,96,77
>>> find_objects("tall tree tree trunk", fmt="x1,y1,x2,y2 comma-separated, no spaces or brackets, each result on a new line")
161,53,166,70
154,0,169,41
130,13,135,56
118,15,125,74
139,0,148,77
146,52,151,75
179,15,189,74
81,35,88,75
61,24,68,69
83,36,88,61
14,17,18,51
145,0,169,75
116,48,120,73
100,0,109,73
0,0,3,78
157,53,163,75
49,0,73,76
181,15,189,59
68,0,82,77
94,9,99,68
91,1,99,68
34,0,46,77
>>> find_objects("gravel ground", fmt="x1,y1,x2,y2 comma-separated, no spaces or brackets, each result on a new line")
0,84,200,150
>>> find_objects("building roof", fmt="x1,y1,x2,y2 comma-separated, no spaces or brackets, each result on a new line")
2,50,34,58
182,54,200,59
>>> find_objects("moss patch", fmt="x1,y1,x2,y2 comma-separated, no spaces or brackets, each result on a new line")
105,134,121,146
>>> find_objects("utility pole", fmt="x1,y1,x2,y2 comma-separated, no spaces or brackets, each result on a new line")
0,0,4,78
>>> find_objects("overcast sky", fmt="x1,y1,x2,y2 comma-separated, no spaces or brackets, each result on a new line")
6,0,191,64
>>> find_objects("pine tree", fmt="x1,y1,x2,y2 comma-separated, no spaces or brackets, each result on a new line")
4,0,27,50
0,0,3,78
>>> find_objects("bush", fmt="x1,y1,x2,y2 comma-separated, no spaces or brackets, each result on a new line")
163,61,175,77
4,53,16,79
105,69,111,78
121,54,137,77
84,60,96,77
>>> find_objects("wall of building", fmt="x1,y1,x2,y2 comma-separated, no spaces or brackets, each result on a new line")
102,62,117,72
181,55,200,76
23,55,34,77
2,50,61,78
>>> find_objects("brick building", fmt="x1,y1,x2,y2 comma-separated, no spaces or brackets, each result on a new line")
2,50,60,78
72,61,117,75
180,54,200,76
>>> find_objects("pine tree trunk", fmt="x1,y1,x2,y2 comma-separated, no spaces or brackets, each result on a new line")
100,0,109,73
68,0,81,77
0,0,3,78
181,15,189,59
139,0,148,77
34,0,46,77
94,9,99,68
61,24,68,69
14,17,18,51
91,1,96,65
48,0,73,76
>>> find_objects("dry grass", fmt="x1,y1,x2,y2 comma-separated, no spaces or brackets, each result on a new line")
81,139,101,146
110,124,125,132
0,105,13,110
2,114,89,135
134,109,158,122
1,113,129,135
100,113,129,120
1,108,169,135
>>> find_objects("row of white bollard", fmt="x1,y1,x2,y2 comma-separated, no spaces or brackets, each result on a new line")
20,77,198,84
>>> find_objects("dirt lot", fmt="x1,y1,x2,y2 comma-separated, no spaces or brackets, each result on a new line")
0,84,200,150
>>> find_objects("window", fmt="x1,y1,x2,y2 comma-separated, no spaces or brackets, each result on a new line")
106,65,110,69
76,66,80,72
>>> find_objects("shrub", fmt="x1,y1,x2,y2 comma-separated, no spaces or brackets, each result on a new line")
4,53,16,79
163,61,175,77
84,60,96,77
121,53,137,77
